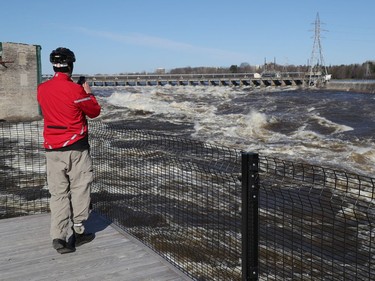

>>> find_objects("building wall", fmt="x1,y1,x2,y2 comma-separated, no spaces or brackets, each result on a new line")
0,42,42,121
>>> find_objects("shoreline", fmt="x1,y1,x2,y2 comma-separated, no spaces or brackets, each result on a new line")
324,80,375,94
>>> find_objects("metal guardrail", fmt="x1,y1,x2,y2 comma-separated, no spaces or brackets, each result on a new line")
1,121,374,280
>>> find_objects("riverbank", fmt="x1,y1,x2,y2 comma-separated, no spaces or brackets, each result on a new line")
324,80,375,94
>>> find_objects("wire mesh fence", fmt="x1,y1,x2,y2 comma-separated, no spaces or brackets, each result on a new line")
258,157,375,280
89,121,244,280
0,122,48,218
1,121,374,280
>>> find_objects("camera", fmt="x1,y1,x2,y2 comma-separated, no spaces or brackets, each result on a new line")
77,76,86,85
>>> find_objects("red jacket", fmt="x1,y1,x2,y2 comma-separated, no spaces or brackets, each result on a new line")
37,73,101,150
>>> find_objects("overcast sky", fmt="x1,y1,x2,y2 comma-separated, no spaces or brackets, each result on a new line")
2,0,374,74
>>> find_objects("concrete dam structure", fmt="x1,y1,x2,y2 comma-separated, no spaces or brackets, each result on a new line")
0,42,42,121
325,80,375,94
58,73,309,87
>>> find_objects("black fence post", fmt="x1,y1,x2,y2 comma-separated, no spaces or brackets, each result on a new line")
242,152,259,281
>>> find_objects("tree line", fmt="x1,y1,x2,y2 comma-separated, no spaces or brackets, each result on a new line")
167,61,375,79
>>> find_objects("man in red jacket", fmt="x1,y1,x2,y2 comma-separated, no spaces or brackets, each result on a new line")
37,47,101,254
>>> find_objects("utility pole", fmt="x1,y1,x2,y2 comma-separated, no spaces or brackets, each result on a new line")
308,13,330,86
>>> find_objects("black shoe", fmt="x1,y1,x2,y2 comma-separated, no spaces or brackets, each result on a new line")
75,232,95,247
52,239,75,254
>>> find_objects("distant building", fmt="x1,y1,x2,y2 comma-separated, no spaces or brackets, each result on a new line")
0,42,42,121
155,68,166,74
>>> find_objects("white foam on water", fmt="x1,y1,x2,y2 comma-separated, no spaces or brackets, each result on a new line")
107,91,175,115
310,113,354,134
98,86,375,176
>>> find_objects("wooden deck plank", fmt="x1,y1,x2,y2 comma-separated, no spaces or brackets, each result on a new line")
0,212,191,281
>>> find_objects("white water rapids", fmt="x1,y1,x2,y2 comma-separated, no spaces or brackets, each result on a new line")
93,85,375,177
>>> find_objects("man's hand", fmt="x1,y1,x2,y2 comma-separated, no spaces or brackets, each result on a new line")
83,82,92,95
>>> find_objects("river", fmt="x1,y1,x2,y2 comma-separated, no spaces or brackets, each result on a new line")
93,85,375,177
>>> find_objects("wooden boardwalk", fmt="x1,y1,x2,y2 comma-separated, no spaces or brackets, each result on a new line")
0,212,191,281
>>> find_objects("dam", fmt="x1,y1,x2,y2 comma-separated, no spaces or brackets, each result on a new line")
43,72,312,87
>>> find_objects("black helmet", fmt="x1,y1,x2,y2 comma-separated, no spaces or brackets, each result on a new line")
50,47,76,65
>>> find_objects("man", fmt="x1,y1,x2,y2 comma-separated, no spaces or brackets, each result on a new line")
37,47,101,254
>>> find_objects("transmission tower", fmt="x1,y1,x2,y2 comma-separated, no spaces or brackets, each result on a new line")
365,61,371,78
308,13,330,86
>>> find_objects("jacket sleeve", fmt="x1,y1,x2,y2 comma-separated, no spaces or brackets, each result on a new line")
74,89,101,118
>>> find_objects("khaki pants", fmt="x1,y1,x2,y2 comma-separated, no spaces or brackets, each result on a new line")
46,149,93,240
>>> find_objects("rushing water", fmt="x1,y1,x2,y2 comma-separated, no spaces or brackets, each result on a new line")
93,86,375,177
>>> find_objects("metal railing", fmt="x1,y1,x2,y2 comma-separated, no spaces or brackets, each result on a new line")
1,121,374,280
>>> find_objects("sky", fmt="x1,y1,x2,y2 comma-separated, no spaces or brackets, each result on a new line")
2,0,374,75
